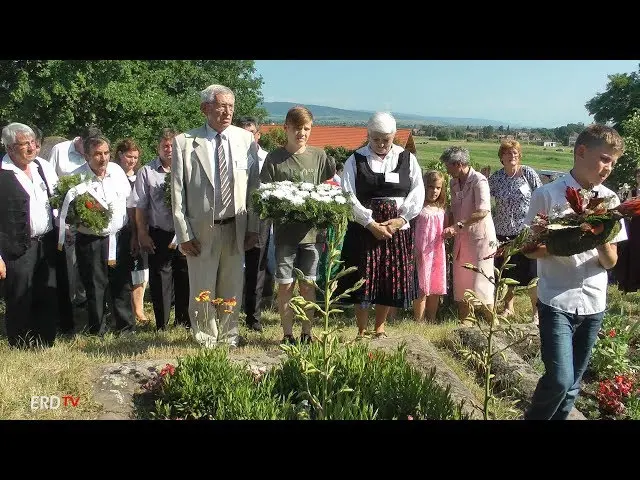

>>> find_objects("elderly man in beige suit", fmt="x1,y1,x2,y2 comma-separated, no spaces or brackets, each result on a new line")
171,84,260,348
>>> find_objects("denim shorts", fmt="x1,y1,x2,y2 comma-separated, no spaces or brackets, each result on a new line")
274,242,322,284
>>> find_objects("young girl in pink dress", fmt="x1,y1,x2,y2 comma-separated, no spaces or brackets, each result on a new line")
413,170,448,322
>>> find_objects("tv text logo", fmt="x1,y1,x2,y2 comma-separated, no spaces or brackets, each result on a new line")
30,395,80,410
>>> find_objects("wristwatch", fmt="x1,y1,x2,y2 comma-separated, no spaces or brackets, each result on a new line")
457,221,464,230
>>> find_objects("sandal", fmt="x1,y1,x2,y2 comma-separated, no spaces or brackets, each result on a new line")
373,331,388,339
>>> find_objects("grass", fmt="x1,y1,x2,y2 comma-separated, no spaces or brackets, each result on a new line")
1,284,636,420
413,137,574,173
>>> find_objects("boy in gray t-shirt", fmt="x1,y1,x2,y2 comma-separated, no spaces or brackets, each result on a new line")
259,106,334,345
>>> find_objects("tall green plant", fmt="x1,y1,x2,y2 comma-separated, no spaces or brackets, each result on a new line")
284,217,365,419
459,230,538,419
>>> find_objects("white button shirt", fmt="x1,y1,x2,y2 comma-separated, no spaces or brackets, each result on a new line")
48,138,86,176
204,124,236,220
257,145,268,173
342,144,424,230
524,173,627,315
71,162,132,236
1,154,58,237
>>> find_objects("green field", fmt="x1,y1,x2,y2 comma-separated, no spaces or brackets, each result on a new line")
413,137,574,174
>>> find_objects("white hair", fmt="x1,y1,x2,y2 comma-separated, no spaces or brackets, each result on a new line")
367,112,396,135
1,122,35,148
440,146,470,166
200,84,235,104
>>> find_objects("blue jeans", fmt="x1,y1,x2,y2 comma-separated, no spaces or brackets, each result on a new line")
525,300,604,420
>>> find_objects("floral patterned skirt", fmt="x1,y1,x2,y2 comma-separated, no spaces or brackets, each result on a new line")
337,198,418,308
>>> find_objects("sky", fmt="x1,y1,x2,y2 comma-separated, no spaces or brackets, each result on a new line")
254,60,640,129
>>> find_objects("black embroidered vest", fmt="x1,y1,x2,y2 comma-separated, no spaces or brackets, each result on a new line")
0,170,31,260
353,150,411,205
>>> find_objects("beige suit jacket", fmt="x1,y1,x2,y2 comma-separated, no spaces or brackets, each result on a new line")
171,123,260,252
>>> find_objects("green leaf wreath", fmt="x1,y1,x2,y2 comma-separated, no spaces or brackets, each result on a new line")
163,172,172,209
50,174,113,232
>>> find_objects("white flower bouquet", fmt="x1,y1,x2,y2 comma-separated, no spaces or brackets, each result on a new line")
251,180,353,228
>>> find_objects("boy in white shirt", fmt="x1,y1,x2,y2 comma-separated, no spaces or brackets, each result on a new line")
523,124,626,420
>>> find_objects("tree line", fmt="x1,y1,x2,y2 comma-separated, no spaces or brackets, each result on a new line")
1,60,639,189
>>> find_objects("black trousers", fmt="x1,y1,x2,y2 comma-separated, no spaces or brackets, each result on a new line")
243,219,274,324
3,231,59,347
56,235,74,332
148,227,190,330
75,231,134,335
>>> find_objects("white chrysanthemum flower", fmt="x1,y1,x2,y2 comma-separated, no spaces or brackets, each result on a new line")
328,189,341,196
317,196,332,203
271,189,287,199
279,180,293,186
296,190,310,198
310,192,323,201
260,191,272,199
334,195,347,204
290,196,305,206
299,182,315,191
316,183,332,191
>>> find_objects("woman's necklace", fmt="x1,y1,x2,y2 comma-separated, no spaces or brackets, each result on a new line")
506,166,520,179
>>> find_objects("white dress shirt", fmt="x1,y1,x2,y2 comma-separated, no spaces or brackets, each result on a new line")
71,162,132,236
48,138,86,177
342,144,424,230
1,154,58,238
257,145,268,173
204,124,236,220
525,172,627,315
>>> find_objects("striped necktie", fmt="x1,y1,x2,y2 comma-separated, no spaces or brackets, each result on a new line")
215,133,232,210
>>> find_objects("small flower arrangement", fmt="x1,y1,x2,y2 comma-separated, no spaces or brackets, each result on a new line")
192,290,238,348
162,172,172,209
501,186,640,257
251,180,352,228
50,174,113,232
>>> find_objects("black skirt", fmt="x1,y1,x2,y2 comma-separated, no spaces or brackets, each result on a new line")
494,234,537,286
337,198,418,308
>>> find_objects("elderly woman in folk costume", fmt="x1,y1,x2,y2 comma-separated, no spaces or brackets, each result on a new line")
337,112,424,338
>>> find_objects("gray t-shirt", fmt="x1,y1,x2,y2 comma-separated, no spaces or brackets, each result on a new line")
260,146,335,244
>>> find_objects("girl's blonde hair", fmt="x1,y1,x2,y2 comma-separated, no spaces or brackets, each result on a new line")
423,170,446,209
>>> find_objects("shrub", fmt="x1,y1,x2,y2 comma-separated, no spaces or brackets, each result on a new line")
271,340,467,420
145,349,292,420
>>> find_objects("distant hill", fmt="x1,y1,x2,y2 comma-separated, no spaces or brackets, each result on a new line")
261,102,518,128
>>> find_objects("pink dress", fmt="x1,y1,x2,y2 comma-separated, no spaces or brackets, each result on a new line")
414,206,447,296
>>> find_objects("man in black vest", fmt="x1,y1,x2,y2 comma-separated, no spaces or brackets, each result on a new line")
0,122,59,347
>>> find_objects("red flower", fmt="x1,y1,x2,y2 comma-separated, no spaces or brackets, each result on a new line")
565,186,585,214
608,328,616,338
579,222,604,235
615,197,640,217
85,200,95,210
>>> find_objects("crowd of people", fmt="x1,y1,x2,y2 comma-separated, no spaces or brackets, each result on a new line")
0,82,637,420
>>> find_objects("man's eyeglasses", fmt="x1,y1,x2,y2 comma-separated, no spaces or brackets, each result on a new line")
209,103,235,113
13,139,37,149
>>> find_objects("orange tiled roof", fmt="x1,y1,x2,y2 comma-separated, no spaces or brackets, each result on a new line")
259,125,413,151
